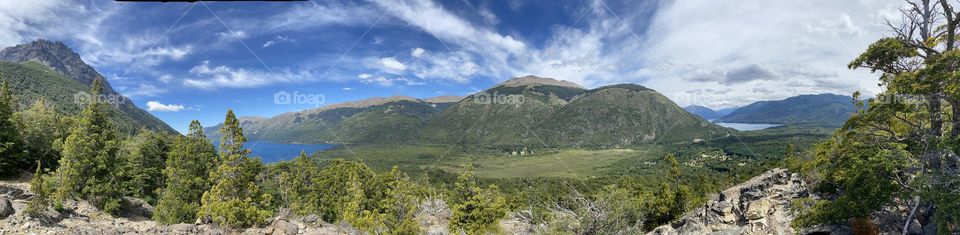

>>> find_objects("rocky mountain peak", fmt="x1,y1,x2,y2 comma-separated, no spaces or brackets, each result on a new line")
0,39,113,93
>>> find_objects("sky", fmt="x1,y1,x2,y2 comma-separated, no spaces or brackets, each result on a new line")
1,0,904,133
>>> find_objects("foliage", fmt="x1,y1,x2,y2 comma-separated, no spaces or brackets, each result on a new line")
13,98,70,169
25,161,49,217
52,78,124,214
796,1,960,232
154,120,218,225
198,110,272,228
449,165,508,235
117,129,170,204
0,80,26,177
544,185,645,234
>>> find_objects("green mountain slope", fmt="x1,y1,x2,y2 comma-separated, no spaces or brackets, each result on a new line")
684,105,736,120
416,76,587,147
205,96,456,143
539,84,729,147
718,94,856,126
0,39,175,133
0,61,173,133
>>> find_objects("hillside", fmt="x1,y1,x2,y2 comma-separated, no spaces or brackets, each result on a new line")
539,84,729,147
416,75,587,147
718,94,856,126
205,96,456,143
0,40,175,133
684,105,736,120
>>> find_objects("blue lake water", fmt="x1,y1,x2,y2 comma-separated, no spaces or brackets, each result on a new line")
213,140,336,163
714,122,780,131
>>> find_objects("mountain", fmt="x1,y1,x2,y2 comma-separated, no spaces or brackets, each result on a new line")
416,75,588,146
717,93,857,126
0,40,175,133
205,96,459,143
208,75,731,147
684,105,737,120
539,84,728,147
417,76,729,148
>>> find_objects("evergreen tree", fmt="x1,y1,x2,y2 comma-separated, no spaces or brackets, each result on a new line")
26,161,49,217
279,151,321,216
377,166,421,235
198,110,272,228
52,78,124,214
13,98,68,169
118,129,169,204
0,80,26,177
154,120,218,224
449,165,507,235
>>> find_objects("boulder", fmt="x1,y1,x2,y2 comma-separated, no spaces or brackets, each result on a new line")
268,219,298,235
0,198,13,219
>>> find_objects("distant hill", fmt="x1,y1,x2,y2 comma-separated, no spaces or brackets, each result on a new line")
416,75,587,147
684,105,737,120
718,94,857,126
204,96,458,144
539,84,728,147
0,40,175,133
207,75,732,147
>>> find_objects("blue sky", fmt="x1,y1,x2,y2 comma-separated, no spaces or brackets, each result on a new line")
2,0,904,133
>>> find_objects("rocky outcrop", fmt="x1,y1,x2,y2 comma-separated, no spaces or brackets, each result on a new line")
649,168,808,235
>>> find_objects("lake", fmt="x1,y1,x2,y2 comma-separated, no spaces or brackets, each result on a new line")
213,140,336,163
714,122,780,131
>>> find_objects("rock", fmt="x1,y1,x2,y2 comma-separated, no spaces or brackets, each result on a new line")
268,219,298,235
745,199,770,220
0,198,13,219
302,214,320,224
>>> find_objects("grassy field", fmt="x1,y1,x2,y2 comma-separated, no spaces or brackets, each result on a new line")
315,144,663,179
443,148,660,178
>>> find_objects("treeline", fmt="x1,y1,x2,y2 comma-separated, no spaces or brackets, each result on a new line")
0,78,705,234
0,78,513,234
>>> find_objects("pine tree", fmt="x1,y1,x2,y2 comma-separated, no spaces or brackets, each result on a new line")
154,120,218,224
449,165,507,235
198,110,272,228
378,166,421,235
118,129,169,204
13,98,67,169
52,78,123,214
280,151,321,215
0,80,26,177
26,161,48,217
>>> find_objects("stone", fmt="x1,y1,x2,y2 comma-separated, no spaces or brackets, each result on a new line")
0,198,14,219
268,219,299,235
745,199,771,220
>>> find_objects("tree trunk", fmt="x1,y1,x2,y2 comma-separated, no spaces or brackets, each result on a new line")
951,98,960,138
931,96,943,137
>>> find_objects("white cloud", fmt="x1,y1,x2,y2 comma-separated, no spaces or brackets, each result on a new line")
342,87,354,91
358,73,372,79
146,101,185,112
359,75,424,86
183,60,311,90
410,47,425,58
216,30,248,41
639,0,903,108
121,84,167,98
158,74,174,83
262,35,291,48
379,57,407,71
266,1,380,32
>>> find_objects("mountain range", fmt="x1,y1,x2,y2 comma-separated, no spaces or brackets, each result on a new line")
717,93,857,126
683,105,737,120
0,40,175,133
214,75,731,148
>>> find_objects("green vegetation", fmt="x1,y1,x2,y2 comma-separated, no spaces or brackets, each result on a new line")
52,78,124,214
153,121,218,224
790,1,960,232
0,80,26,177
198,110,273,228
449,165,507,234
